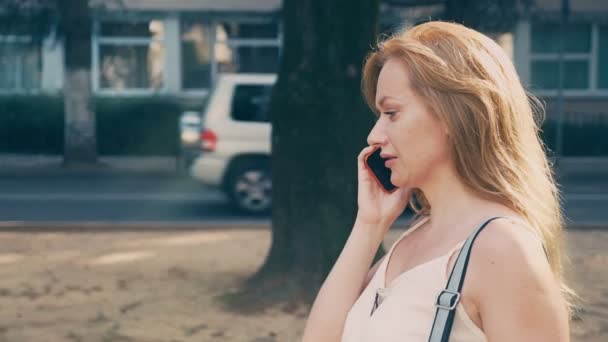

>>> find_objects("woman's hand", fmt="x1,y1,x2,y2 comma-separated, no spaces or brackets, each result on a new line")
356,146,412,232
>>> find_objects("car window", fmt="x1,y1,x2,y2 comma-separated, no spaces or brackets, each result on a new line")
231,84,272,122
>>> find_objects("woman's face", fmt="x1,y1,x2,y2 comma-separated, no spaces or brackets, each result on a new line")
367,57,451,189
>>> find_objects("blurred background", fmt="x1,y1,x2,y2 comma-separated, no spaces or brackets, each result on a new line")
0,0,606,341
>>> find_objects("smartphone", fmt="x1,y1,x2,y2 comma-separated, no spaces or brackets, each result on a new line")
364,147,398,193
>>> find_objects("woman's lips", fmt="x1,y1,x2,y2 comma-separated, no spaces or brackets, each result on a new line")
385,158,396,167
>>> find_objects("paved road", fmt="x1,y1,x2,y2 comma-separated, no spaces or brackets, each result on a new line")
0,172,606,225
0,173,240,222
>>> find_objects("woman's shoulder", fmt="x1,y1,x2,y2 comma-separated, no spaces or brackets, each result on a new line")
465,217,559,307
471,217,546,266
461,219,569,339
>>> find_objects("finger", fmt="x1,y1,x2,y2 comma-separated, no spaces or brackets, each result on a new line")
357,146,377,164
358,146,380,184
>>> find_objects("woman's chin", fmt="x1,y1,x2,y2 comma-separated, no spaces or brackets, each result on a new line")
390,174,404,188
390,172,411,189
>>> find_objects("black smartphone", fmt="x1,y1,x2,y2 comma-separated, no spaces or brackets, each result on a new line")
364,147,398,193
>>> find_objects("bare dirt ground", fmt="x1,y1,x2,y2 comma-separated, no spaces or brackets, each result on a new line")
0,226,605,342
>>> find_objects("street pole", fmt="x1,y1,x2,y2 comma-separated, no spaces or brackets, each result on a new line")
555,0,569,166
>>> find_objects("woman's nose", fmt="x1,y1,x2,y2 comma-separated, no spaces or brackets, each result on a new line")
367,121,388,146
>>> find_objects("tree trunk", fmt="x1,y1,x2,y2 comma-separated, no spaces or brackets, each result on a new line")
256,0,379,293
442,0,523,33
60,0,97,164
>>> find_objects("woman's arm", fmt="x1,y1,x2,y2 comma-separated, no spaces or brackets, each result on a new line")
363,254,385,292
301,219,387,342
468,220,570,342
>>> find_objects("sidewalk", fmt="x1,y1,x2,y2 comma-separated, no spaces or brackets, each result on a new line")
0,154,180,175
0,225,605,341
554,157,608,180
1,154,608,178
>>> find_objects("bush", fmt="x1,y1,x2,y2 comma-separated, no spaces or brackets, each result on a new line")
0,95,606,156
0,95,189,156
0,95,64,154
96,97,183,156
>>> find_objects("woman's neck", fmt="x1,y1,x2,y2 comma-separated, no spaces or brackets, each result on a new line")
419,164,515,235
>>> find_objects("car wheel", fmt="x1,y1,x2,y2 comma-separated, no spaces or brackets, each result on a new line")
227,162,272,215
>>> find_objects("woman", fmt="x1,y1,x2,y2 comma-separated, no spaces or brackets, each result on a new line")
302,21,572,341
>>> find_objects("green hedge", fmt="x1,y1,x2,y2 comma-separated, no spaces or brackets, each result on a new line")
96,97,183,156
0,95,64,154
0,95,606,156
0,95,190,156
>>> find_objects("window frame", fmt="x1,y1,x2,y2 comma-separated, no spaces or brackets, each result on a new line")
92,16,168,96
529,22,608,97
179,17,214,93
211,17,281,83
0,35,42,94
179,16,281,94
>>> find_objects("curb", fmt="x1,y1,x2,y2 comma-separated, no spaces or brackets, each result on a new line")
0,220,271,232
0,219,603,233
0,155,181,176
1,155,608,178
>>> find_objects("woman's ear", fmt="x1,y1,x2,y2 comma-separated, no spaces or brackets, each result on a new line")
442,122,449,136
430,107,449,136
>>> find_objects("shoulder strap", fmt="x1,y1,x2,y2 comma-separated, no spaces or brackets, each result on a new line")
427,216,504,342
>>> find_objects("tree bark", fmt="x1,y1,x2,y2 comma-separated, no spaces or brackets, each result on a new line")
256,0,379,292
59,0,97,164
442,0,525,33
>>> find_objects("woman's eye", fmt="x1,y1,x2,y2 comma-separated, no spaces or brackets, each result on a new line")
383,111,396,117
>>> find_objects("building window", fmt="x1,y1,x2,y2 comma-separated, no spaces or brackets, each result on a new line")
96,19,165,91
0,37,41,91
215,21,280,74
529,22,594,91
181,19,212,89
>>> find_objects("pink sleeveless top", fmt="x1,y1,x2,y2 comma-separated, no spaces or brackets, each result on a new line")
341,216,487,342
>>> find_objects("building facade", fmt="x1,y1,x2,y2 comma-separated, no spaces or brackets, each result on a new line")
0,0,283,100
1,0,607,117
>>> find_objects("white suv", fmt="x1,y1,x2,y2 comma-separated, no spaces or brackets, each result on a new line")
190,74,275,214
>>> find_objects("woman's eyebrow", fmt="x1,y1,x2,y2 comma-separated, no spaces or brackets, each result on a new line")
375,96,403,110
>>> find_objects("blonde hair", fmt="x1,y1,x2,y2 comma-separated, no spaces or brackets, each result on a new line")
362,21,575,313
